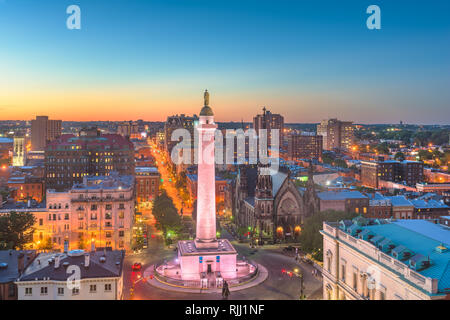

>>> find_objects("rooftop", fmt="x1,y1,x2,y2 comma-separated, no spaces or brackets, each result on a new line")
332,218,450,295
18,249,125,282
317,190,368,201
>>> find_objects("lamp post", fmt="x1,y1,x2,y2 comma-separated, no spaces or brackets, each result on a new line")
293,268,306,300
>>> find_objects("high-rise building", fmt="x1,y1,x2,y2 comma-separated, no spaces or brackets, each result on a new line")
287,132,323,160
135,167,160,207
317,118,354,151
13,137,25,166
31,116,62,151
45,128,134,191
253,107,284,150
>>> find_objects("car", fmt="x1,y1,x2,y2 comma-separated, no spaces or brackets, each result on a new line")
132,262,142,271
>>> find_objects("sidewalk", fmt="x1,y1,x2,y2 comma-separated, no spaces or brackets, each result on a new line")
143,264,268,294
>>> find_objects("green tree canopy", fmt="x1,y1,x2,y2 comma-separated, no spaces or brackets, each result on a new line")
0,211,36,249
152,190,182,238
298,210,358,262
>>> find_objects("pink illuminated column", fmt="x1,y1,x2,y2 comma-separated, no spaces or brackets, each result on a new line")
195,91,218,248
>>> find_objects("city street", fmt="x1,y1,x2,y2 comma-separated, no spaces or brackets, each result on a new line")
123,227,323,300
149,141,193,217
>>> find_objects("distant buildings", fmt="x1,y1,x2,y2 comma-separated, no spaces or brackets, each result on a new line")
253,107,284,150
186,173,231,209
45,128,134,191
317,118,354,151
15,249,125,300
164,114,198,157
7,175,43,203
321,218,450,300
31,116,61,151
12,137,25,167
117,121,140,139
287,132,323,161
361,158,424,189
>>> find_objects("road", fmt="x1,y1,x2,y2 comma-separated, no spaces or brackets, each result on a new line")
150,141,193,217
123,227,322,300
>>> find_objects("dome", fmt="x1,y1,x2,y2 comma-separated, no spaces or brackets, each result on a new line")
200,105,214,116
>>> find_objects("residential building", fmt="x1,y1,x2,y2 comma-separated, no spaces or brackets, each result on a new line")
135,167,160,207
321,218,450,300
16,249,125,300
31,116,62,151
361,159,424,189
317,191,369,214
317,118,354,151
287,132,323,161
7,176,43,203
44,174,135,252
45,128,134,191
253,107,284,151
384,196,414,219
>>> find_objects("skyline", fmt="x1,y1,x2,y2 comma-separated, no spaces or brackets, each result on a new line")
0,0,449,124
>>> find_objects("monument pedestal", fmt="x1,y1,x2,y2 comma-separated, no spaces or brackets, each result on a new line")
177,239,237,281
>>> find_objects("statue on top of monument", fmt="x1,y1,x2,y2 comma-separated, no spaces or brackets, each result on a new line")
204,89,210,106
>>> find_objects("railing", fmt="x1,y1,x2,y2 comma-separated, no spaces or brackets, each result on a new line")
153,260,259,289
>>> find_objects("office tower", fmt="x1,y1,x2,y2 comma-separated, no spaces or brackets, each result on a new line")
253,107,284,150
287,132,323,160
31,116,62,151
13,136,25,166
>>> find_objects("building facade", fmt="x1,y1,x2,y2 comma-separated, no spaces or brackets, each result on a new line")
253,107,284,151
321,218,450,300
317,118,354,151
135,167,160,207
45,128,134,191
16,250,124,300
12,137,25,167
31,116,62,151
361,159,424,189
287,132,323,161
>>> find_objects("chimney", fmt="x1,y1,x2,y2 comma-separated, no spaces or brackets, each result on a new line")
17,253,25,274
84,253,90,268
54,255,60,269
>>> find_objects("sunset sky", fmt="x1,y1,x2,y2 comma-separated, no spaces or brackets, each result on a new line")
0,0,449,123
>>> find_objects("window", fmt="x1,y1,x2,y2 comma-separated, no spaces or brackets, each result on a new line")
119,203,125,209
91,204,98,210
25,287,32,295
90,284,97,293
105,284,112,292
119,230,124,237
8,283,15,297
39,218,43,226
58,287,64,295
105,212,112,220
119,212,124,219
40,287,48,295
106,232,112,238
341,264,346,283
72,288,79,295
106,204,112,210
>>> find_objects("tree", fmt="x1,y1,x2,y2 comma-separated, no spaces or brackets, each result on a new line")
298,210,358,262
0,211,36,249
152,190,183,240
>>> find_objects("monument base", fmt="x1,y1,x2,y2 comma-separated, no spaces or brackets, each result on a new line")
177,239,237,281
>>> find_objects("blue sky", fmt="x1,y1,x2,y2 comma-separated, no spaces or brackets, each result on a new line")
0,0,449,123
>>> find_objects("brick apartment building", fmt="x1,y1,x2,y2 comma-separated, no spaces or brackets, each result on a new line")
287,132,323,161
45,128,134,191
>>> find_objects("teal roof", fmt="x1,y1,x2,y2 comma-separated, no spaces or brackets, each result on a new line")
363,221,450,294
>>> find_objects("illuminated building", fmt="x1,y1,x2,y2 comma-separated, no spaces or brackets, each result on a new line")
12,137,25,167
45,128,134,191
317,118,354,151
321,218,450,300
287,132,323,160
